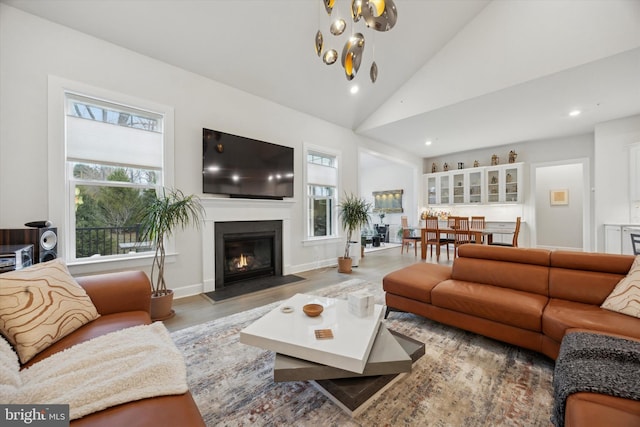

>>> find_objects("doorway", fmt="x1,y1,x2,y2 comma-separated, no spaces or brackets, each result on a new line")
531,159,590,251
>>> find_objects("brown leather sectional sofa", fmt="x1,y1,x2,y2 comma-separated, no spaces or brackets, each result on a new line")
20,270,205,427
383,244,640,427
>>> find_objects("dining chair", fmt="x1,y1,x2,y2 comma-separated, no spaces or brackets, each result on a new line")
470,216,485,243
453,217,471,256
445,216,458,248
489,217,521,247
631,233,640,255
424,216,449,260
400,216,420,255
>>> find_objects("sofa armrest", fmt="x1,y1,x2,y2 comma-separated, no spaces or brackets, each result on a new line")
76,271,151,315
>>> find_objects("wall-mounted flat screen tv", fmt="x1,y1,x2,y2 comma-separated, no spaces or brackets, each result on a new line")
202,128,294,199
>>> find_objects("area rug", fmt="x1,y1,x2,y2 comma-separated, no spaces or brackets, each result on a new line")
170,279,554,426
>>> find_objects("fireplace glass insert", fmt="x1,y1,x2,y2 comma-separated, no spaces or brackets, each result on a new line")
224,234,274,284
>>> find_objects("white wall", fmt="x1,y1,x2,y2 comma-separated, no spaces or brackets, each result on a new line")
0,5,421,296
594,114,640,251
359,150,419,232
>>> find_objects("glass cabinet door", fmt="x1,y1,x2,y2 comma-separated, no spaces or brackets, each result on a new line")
452,172,464,204
505,166,518,202
487,169,500,202
469,170,482,203
440,175,450,204
427,176,436,204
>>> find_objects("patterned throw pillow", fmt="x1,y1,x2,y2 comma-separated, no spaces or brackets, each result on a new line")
0,259,100,363
601,255,640,318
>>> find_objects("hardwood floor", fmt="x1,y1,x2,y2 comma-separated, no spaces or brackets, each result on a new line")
164,244,453,333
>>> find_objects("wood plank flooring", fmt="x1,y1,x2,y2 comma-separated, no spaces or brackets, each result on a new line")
164,244,452,333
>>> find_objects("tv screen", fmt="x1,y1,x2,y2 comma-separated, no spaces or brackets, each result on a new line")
202,128,294,199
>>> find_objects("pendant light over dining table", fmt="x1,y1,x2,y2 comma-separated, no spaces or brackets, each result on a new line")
315,0,398,83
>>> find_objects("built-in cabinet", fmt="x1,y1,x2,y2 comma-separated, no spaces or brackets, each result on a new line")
486,163,522,203
425,162,523,205
604,224,640,255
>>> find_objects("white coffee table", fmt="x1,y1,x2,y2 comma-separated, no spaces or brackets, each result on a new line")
240,293,384,374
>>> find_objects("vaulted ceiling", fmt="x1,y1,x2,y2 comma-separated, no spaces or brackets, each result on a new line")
3,0,640,157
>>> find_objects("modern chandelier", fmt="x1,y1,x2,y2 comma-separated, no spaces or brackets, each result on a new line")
315,0,398,83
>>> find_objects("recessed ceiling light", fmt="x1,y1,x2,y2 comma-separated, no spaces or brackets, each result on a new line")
425,140,432,146
350,85,359,94
569,110,581,117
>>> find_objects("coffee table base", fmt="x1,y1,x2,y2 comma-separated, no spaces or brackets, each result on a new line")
312,372,407,417
306,330,424,417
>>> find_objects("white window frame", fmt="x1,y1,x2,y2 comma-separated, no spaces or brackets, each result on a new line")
303,143,341,243
48,76,175,274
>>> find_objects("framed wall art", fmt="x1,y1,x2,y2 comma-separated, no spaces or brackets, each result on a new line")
550,189,569,206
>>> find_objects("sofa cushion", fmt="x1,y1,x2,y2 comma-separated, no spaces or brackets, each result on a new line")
453,246,550,296
550,250,634,275
383,263,451,304
431,279,547,331
543,299,640,343
451,257,550,296
457,244,551,266
600,256,640,318
0,259,100,364
549,268,627,305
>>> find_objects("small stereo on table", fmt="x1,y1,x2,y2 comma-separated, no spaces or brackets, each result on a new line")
0,244,34,273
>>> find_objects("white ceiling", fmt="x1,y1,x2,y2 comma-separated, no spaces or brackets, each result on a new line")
3,0,640,158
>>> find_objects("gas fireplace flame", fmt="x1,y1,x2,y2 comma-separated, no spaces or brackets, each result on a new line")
237,253,248,269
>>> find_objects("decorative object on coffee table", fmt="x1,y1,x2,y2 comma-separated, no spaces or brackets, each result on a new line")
303,303,324,317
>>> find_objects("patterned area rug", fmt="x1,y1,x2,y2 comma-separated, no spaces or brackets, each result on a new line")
170,279,554,426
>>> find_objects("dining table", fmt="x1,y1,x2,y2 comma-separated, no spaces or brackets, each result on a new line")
420,226,516,260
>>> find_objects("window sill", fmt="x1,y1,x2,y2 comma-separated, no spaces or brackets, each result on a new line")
67,252,177,276
302,236,341,246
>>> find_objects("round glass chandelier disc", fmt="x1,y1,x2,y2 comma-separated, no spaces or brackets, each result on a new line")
323,49,338,65
314,30,323,57
330,19,346,36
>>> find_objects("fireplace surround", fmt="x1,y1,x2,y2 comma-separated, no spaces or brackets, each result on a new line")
201,197,294,294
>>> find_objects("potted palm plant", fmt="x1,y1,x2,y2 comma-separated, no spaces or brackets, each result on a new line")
139,188,204,320
338,193,372,273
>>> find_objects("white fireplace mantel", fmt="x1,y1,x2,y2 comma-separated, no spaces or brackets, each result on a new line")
201,197,295,292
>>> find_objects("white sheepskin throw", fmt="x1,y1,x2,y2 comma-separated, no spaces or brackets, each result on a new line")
4,322,188,420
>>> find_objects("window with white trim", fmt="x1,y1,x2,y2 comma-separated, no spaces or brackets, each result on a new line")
306,150,338,238
65,92,164,260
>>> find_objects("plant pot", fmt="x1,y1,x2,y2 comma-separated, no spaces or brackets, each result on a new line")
337,257,353,274
150,289,175,321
